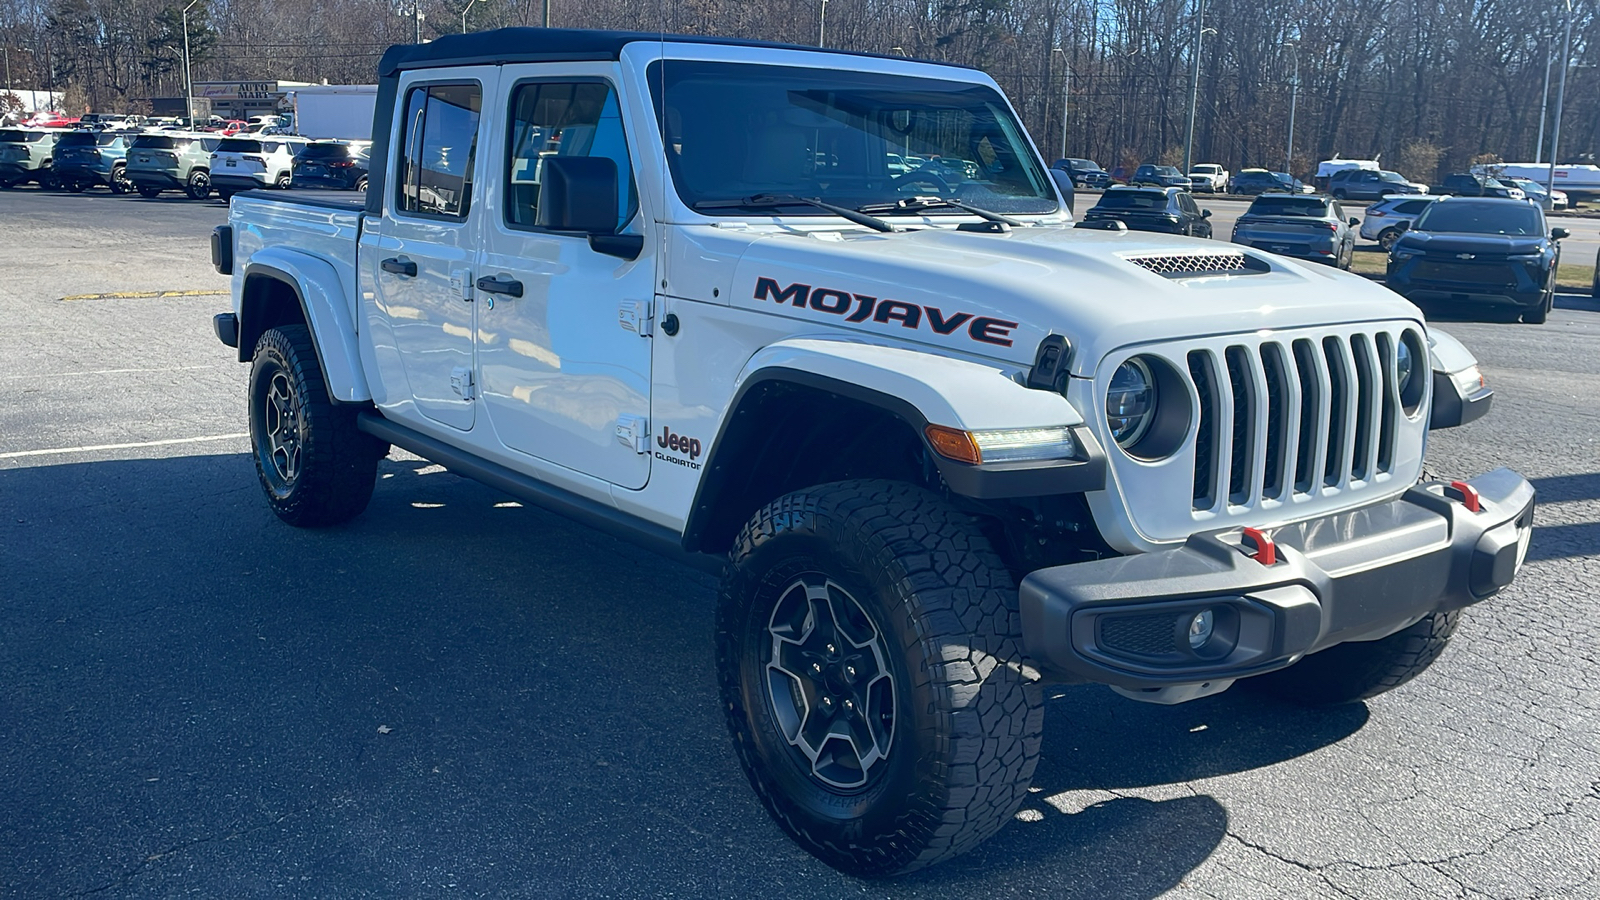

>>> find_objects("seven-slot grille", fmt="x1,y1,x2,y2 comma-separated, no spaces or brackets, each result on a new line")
1186,330,1410,513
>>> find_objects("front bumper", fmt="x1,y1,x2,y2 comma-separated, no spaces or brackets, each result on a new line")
1387,260,1549,310
1019,468,1534,699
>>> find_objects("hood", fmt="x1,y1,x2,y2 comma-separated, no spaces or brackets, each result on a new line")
1396,232,1549,255
698,224,1422,378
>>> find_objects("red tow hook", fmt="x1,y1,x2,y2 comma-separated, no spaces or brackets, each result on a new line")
1240,527,1277,566
1446,480,1482,513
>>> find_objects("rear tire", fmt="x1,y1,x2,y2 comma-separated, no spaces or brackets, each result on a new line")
1245,610,1461,706
1378,228,1401,251
275,171,291,189
717,480,1043,876
185,169,211,200
248,325,381,527
109,164,131,195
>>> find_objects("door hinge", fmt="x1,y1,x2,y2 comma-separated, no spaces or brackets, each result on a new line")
450,268,473,302
615,414,649,453
450,366,476,400
619,299,653,336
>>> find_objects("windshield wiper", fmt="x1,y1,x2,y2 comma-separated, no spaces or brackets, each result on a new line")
692,194,896,233
856,196,1026,227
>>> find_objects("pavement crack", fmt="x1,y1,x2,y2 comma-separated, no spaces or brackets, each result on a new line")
69,803,316,897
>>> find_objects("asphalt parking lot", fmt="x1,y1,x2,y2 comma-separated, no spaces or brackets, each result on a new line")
2,185,1598,898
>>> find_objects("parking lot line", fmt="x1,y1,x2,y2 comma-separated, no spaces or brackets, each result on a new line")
58,290,228,302
0,365,222,380
0,433,248,460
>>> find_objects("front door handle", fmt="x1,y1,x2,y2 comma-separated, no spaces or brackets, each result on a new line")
476,275,524,298
381,256,417,277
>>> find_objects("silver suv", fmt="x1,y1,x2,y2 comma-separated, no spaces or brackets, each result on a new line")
1359,196,1434,250
126,133,222,199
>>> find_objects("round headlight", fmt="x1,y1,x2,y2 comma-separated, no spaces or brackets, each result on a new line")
1107,357,1157,447
1395,336,1414,395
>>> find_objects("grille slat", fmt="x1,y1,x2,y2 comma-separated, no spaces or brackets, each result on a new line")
1184,329,1407,514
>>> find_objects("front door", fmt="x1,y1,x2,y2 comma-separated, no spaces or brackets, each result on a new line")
371,71,497,431
475,74,653,489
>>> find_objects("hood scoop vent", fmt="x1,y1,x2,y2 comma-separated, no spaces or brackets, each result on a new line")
1124,251,1271,278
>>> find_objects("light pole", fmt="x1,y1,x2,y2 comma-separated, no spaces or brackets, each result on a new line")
818,0,828,47
1181,0,1213,176
461,0,482,33
1053,47,1070,161
1544,0,1573,207
1284,41,1299,175
1535,36,1553,162
181,0,201,126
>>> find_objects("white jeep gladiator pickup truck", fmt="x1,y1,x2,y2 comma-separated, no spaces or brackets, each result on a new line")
211,28,1534,876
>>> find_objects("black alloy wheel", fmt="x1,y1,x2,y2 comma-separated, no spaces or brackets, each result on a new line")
186,169,211,200
109,164,131,195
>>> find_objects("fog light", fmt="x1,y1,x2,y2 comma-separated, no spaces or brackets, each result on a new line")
1187,610,1215,650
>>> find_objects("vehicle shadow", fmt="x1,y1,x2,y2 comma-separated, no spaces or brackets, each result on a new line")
0,452,1363,897
1530,472,1600,503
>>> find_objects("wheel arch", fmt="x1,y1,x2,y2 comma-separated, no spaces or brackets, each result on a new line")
681,340,1104,555
239,255,371,403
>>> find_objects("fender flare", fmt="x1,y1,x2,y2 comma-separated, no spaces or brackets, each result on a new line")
682,338,1106,551
241,250,371,403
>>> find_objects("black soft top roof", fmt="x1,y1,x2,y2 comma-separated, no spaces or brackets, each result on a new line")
377,27,964,75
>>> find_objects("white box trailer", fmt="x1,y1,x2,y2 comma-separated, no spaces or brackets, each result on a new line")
1477,163,1600,198
285,85,378,141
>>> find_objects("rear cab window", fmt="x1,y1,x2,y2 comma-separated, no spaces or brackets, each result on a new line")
396,82,482,219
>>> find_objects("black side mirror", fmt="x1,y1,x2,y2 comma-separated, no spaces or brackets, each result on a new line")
536,157,618,234
1349,217,1360,226
1551,227,1570,240
1202,209,1212,218
536,156,642,260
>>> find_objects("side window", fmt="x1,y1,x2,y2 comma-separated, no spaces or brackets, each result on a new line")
504,80,638,231
397,82,482,219
1178,194,1197,215
1397,200,1428,215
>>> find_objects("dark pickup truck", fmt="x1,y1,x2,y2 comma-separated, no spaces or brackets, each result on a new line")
1433,173,1525,200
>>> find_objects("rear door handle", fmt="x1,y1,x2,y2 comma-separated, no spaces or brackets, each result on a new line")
381,257,417,277
476,276,524,298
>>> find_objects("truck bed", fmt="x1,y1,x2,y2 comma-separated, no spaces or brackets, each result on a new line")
230,191,365,315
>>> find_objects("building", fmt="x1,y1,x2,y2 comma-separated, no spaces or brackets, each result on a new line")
192,80,311,120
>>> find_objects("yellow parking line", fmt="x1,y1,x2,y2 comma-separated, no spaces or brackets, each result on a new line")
59,290,228,302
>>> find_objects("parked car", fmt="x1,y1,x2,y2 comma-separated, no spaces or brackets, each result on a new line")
290,140,372,191
1078,185,1211,236
1229,169,1282,195
1052,157,1111,189
23,110,76,128
1359,196,1435,250
1187,163,1228,193
51,130,137,193
1271,171,1313,194
125,132,221,199
1231,193,1359,268
1328,168,1428,201
1501,177,1567,210
1131,164,1191,189
1386,197,1566,323
0,127,62,188
210,135,309,198
1435,173,1524,200
1108,164,1134,183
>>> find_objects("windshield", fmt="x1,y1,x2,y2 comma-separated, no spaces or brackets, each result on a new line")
1192,165,1218,174
1509,179,1547,195
649,61,1056,215
131,136,188,151
1483,177,1508,189
1414,202,1542,235
1249,196,1327,216
301,143,355,159
0,130,43,143
1378,171,1409,183
1069,158,1101,171
1095,191,1168,210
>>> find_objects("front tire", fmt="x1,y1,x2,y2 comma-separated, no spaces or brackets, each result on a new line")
185,169,211,200
1378,228,1402,251
248,325,381,527
109,164,131,195
717,480,1043,876
1245,610,1461,706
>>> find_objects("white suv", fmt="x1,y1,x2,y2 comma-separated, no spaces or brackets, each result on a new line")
210,136,308,199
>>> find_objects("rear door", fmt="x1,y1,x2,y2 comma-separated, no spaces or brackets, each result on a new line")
367,70,499,432
474,71,653,489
